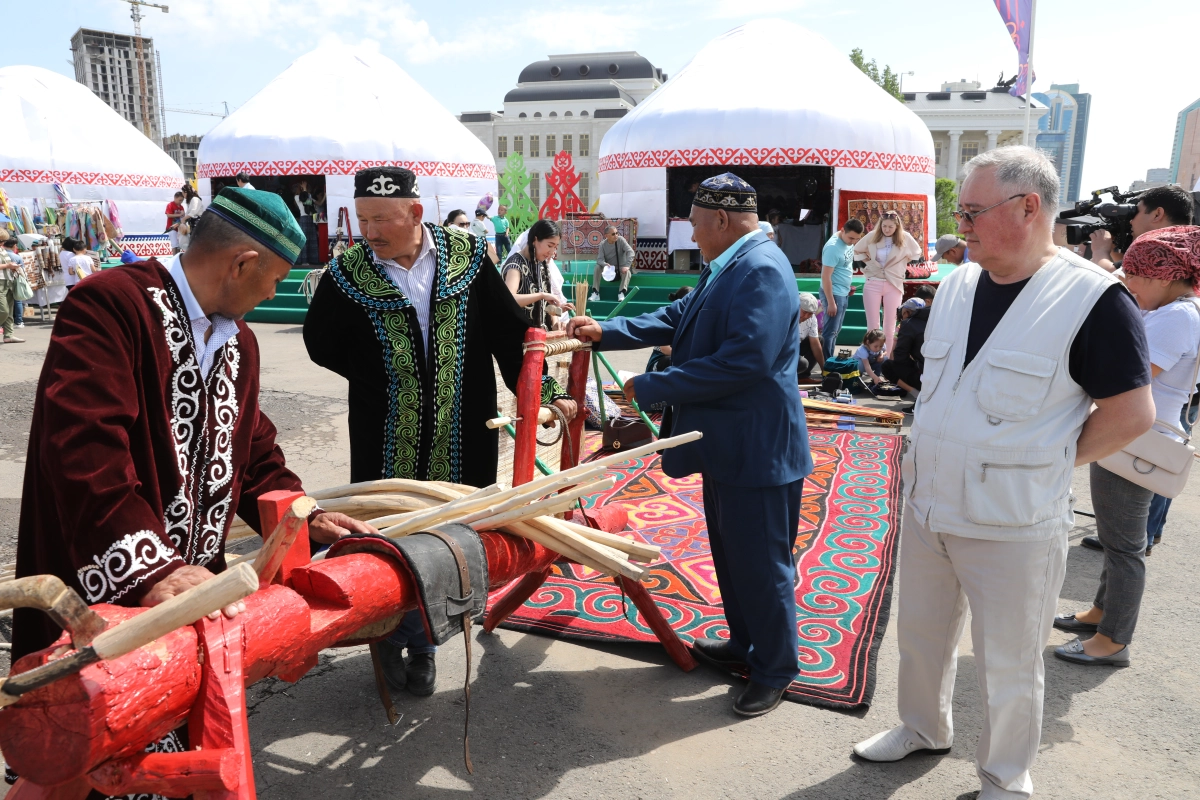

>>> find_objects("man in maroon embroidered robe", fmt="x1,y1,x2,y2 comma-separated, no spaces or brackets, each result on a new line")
11,188,372,663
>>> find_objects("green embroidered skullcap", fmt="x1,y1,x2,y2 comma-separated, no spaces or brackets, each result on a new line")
207,187,305,264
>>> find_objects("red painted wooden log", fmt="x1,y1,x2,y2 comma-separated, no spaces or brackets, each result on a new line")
88,750,240,796
0,531,556,786
512,327,546,487
559,348,590,471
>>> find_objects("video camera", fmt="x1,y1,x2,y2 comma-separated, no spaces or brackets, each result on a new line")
1057,186,1145,253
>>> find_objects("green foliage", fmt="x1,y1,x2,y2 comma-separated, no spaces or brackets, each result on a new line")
850,48,905,101
498,152,538,236
935,178,959,237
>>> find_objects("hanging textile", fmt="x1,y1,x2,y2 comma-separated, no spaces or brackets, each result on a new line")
106,199,123,237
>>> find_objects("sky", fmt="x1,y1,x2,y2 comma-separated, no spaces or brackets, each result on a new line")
6,0,1199,200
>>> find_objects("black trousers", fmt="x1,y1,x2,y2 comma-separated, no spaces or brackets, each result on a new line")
882,358,921,389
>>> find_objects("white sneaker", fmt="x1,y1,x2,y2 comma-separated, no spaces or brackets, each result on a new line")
617,291,626,302
589,291,600,302
852,726,950,762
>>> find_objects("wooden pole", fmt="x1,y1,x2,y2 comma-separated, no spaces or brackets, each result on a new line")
513,327,547,487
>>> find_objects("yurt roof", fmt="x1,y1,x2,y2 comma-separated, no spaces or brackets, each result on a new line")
0,66,183,189
598,19,934,175
198,47,495,180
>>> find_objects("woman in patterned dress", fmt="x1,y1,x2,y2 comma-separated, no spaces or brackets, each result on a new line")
502,218,563,330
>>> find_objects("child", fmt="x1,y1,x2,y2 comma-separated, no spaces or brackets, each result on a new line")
855,329,886,387
67,241,95,285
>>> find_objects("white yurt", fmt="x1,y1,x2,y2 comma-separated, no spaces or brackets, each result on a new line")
0,65,183,240
598,19,936,269
198,45,497,254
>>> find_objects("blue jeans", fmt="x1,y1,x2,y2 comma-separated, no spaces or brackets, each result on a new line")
386,610,437,655
821,294,849,357
13,300,23,323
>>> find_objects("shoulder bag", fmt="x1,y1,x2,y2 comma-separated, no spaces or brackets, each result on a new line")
1097,300,1199,498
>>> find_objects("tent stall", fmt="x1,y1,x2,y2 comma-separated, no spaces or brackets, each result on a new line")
197,45,498,264
0,65,183,255
597,19,936,271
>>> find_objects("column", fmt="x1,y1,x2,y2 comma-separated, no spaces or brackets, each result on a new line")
947,130,963,182
986,129,1000,152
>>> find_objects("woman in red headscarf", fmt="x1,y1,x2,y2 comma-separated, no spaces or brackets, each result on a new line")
1054,225,1200,666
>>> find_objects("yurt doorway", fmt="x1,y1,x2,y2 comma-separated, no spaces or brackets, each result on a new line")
667,164,833,273
208,174,329,265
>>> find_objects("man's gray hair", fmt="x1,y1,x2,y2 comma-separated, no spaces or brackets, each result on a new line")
605,225,618,234
961,145,1059,220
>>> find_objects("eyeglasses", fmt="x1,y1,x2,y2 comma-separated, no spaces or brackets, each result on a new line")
454,221,470,229
952,194,1028,225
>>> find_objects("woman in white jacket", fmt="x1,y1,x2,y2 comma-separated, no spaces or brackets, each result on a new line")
853,211,923,355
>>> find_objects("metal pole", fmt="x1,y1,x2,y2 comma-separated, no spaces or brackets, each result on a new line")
1023,0,1038,145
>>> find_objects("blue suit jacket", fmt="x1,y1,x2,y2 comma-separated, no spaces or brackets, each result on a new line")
599,233,812,488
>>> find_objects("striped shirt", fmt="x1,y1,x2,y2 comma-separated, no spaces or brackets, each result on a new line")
372,228,437,350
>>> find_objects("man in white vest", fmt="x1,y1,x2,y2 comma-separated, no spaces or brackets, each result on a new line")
853,146,1155,800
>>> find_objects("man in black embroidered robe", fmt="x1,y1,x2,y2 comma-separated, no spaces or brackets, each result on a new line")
303,166,576,696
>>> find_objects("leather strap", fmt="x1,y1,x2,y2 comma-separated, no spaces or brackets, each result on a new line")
368,642,402,726
418,529,475,775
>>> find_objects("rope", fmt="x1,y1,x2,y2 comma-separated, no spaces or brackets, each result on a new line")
524,338,592,357
535,403,570,447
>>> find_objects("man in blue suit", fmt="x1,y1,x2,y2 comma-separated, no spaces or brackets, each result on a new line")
568,173,812,716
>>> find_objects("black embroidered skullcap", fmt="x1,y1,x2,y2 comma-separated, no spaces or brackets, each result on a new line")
354,166,421,199
692,172,757,213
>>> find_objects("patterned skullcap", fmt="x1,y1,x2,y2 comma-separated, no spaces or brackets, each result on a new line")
1122,225,1200,290
692,172,757,213
208,187,305,265
355,166,421,199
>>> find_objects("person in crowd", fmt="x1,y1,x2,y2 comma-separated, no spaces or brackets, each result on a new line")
0,234,23,344
882,286,936,403
178,184,205,253
304,168,576,699
797,291,824,377
758,221,776,241
933,233,969,265
11,186,374,662
492,205,512,262
898,296,925,322
235,171,255,191
67,240,95,284
855,328,887,387
292,180,320,265
1058,226,1200,667
568,173,811,718
2,238,27,329
1091,184,1194,272
444,209,470,230
166,191,185,253
853,146,1154,800
58,236,79,289
471,208,490,239
504,219,565,330
820,219,866,357
592,225,635,303
854,211,922,355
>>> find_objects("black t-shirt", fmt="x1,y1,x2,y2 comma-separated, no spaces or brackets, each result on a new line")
963,270,1150,399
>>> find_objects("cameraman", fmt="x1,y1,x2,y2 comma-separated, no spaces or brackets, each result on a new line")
1091,185,1194,272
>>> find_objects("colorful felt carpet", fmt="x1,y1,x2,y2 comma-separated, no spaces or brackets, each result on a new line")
493,429,904,710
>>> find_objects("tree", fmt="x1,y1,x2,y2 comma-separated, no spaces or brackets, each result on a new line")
497,152,538,236
850,48,904,101
935,178,959,237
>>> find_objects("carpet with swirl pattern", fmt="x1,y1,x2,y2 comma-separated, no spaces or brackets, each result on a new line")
492,429,904,710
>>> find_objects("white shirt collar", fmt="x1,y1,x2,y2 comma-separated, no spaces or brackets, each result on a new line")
167,255,207,324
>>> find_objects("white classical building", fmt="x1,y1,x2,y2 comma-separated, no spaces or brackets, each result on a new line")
459,52,665,210
904,80,1047,184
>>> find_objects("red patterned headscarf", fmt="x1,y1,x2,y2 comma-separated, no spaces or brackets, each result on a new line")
1122,225,1200,290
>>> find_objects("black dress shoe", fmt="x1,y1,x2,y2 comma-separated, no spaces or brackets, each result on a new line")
375,639,408,693
691,637,748,671
405,652,437,696
733,681,787,717
1080,535,1103,551
1053,614,1099,633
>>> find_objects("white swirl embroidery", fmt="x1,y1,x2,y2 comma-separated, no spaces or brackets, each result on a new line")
196,344,241,565
76,531,180,603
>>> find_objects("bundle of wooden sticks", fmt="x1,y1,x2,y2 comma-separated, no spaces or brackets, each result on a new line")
225,432,705,581
801,398,905,430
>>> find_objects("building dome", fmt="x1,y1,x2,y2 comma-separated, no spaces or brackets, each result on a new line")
517,53,663,85
0,65,183,234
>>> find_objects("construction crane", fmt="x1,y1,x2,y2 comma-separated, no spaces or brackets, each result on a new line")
120,0,168,139
164,102,230,118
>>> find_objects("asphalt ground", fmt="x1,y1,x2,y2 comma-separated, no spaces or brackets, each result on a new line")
2,317,1198,799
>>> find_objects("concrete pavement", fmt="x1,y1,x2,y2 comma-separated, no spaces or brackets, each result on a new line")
2,317,1198,799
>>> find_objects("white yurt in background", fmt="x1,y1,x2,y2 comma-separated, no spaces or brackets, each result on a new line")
598,19,936,269
0,65,183,238
197,46,498,245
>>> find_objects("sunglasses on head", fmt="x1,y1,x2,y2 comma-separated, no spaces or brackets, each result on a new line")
882,212,899,219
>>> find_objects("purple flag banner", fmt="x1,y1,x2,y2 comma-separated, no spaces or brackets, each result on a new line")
994,0,1035,96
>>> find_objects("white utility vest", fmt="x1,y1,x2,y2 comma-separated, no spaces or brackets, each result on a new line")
902,249,1118,540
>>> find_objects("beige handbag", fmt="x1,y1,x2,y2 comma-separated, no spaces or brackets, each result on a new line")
1097,324,1199,498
